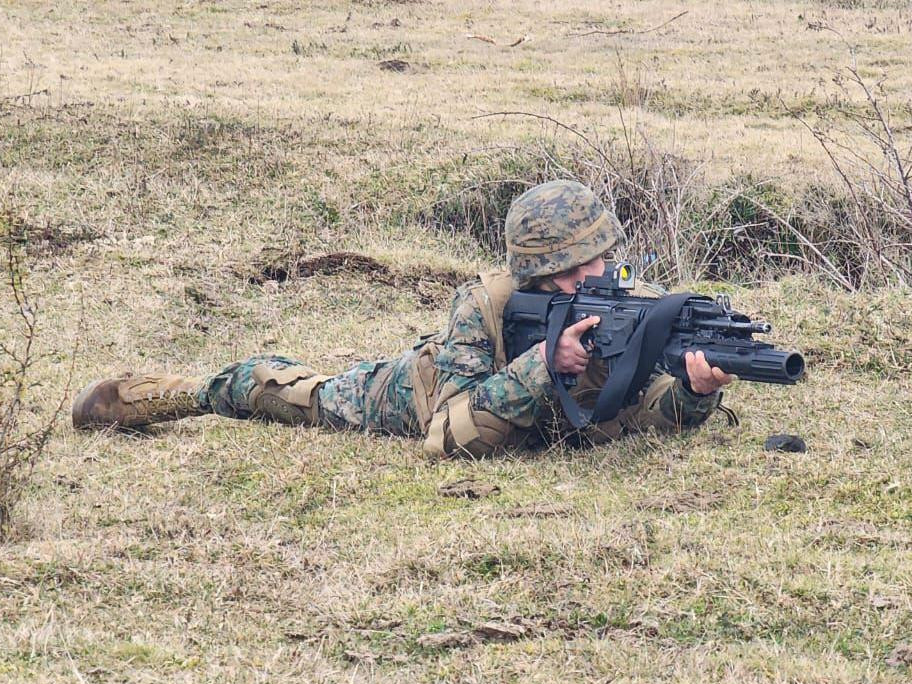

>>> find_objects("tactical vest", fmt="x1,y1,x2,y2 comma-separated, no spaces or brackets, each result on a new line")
408,270,513,432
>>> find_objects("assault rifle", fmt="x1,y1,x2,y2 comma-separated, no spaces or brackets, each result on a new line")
504,262,805,428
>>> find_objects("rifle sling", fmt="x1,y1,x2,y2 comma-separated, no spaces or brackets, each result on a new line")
545,293,693,429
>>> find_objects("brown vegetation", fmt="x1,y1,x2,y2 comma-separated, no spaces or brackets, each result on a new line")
0,1,910,682
0,221,67,537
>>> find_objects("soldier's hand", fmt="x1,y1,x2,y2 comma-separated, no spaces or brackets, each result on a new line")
685,350,735,394
538,316,600,375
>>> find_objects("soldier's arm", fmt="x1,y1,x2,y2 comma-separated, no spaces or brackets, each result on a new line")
623,370,720,433
422,288,552,458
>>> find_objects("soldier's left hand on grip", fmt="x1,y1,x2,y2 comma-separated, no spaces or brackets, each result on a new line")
684,350,735,395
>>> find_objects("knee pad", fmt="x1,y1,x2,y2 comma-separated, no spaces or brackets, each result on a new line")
248,364,331,426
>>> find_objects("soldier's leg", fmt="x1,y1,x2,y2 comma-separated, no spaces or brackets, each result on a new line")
201,353,417,434
74,352,420,435
73,353,323,430
315,354,421,436
196,353,332,426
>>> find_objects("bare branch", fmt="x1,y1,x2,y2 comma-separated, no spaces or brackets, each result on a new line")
569,11,688,38
846,67,912,223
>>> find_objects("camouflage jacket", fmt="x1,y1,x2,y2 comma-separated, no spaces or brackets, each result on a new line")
416,274,721,450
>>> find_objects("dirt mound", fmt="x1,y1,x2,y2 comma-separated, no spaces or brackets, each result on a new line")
248,250,473,306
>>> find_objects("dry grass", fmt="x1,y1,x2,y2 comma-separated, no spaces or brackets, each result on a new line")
1,1,911,682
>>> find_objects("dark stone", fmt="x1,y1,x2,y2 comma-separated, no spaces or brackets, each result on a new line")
764,434,807,452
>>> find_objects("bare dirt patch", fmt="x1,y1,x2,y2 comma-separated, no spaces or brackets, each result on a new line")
1,212,101,258
248,250,473,306
437,478,500,499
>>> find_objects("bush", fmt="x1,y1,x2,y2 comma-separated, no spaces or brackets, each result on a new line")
0,215,65,539
403,115,909,291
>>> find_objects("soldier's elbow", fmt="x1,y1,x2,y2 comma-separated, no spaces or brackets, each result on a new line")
422,392,514,459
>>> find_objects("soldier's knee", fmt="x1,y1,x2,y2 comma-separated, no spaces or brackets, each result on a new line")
247,364,331,426
423,392,514,458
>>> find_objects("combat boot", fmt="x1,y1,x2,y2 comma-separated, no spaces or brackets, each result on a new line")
72,374,207,430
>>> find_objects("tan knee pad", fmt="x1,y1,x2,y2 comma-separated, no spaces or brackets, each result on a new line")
248,364,331,426
423,392,513,458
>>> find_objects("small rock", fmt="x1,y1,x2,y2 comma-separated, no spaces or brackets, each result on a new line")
764,434,807,452
886,643,912,667
437,478,500,499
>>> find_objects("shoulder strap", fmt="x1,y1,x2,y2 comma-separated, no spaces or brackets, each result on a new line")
547,293,694,429
471,270,514,370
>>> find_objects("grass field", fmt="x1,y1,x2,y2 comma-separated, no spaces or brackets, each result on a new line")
1,1,911,682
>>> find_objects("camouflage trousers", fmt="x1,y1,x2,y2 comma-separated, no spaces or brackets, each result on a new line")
195,353,423,436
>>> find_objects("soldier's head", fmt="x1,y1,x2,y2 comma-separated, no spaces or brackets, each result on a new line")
505,179,621,293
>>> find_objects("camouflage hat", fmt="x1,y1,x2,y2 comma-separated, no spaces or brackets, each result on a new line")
505,180,621,289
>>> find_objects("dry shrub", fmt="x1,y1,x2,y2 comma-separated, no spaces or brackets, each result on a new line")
410,98,910,290
409,139,788,286
784,66,912,289
0,217,66,538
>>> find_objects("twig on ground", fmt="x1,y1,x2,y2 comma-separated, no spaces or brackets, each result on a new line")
466,34,529,47
0,89,50,102
569,10,688,38
466,34,496,44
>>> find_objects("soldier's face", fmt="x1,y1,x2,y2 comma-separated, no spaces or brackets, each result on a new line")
550,256,606,294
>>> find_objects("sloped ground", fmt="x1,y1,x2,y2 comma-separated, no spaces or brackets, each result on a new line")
1,1,911,682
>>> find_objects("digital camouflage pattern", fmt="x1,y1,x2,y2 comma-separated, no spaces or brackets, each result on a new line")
195,277,718,444
196,352,421,435
506,180,622,289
